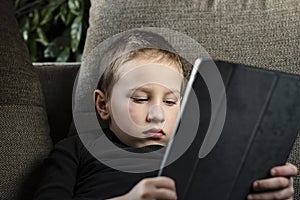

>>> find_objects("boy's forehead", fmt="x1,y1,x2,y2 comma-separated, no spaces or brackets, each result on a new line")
117,58,182,75
114,61,184,92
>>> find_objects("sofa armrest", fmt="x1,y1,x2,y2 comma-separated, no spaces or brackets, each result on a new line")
34,62,80,144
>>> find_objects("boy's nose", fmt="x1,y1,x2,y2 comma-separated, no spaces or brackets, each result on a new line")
146,105,165,123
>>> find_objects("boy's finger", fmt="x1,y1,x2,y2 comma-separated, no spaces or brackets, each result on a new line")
270,163,298,177
155,177,176,190
252,177,291,191
144,176,176,190
247,185,294,200
155,188,177,199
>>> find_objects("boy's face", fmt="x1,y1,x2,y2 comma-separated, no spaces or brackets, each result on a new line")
95,58,183,147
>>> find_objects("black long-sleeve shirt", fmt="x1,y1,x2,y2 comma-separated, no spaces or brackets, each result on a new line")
34,129,163,200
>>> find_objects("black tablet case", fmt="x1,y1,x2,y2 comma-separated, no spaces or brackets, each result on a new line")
160,60,300,200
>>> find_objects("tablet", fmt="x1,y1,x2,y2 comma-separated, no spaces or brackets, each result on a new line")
158,59,300,199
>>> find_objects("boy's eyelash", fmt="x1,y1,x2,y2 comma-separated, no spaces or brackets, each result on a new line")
131,97,178,105
131,97,148,102
164,100,177,105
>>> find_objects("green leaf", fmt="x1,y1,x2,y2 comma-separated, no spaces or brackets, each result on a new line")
40,8,53,25
15,0,89,62
15,0,44,17
40,0,64,25
56,47,70,62
70,15,82,53
44,44,56,58
59,3,69,25
68,0,80,15
36,27,48,46
65,11,74,25
14,0,21,9
54,12,60,24
32,9,40,29
20,17,30,41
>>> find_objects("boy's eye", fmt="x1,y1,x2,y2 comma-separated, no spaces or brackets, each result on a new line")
131,97,148,103
164,99,177,106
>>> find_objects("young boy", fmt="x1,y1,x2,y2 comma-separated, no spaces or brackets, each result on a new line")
34,30,298,200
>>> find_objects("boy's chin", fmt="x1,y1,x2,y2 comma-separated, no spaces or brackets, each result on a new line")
142,138,168,147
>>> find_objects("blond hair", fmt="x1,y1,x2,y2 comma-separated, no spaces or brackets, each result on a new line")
96,30,183,99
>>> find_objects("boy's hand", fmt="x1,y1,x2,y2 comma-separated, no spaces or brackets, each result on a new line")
109,176,177,200
247,163,298,200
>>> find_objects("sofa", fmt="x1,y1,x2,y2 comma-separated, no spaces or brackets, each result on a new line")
0,0,299,199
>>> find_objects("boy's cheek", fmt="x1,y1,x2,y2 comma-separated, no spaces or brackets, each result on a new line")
128,105,147,125
110,96,132,124
166,106,180,119
164,108,180,130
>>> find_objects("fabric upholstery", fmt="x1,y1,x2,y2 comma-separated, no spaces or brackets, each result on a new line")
0,1,52,199
34,63,80,144
84,0,299,73
83,0,300,198
289,133,300,197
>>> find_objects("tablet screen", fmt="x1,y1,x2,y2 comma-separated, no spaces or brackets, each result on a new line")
159,60,300,199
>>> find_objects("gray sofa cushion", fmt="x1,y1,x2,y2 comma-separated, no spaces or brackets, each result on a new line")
0,0,52,199
83,0,300,198
84,0,299,72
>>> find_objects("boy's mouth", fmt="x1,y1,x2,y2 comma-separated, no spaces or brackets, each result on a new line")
143,128,165,139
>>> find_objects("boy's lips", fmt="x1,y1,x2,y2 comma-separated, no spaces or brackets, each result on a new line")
143,128,165,139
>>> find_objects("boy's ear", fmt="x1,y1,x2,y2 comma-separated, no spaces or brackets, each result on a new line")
94,89,110,120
